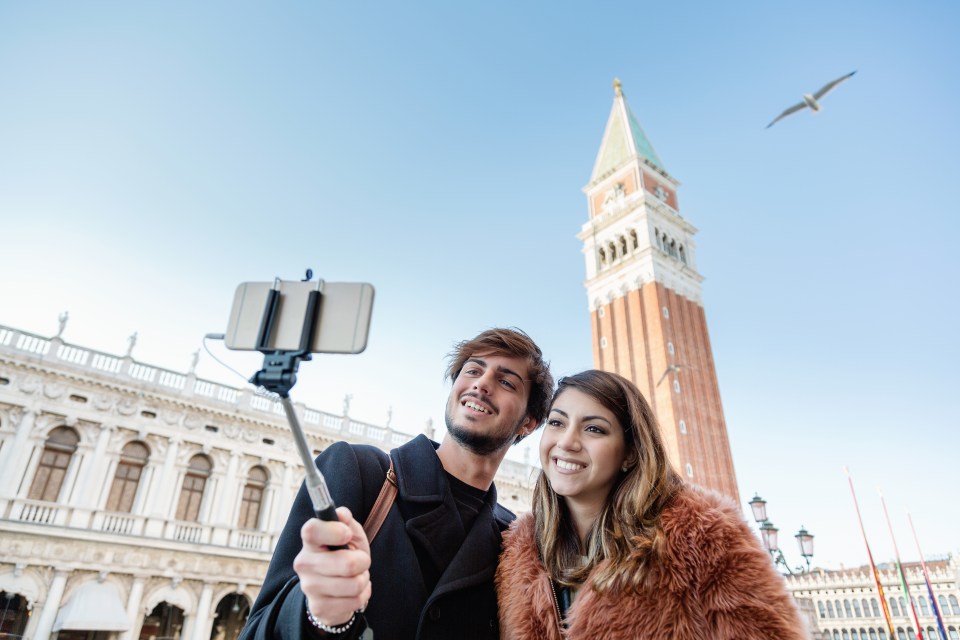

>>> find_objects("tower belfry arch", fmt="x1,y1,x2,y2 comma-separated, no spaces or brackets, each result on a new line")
579,79,739,501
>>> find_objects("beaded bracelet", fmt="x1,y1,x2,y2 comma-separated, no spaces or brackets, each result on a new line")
305,606,356,635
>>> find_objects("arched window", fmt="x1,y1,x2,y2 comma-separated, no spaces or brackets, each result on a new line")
684,463,693,478
0,591,30,638
598,248,607,266
619,236,628,256
175,454,212,522
878,630,887,640
927,628,936,640
669,239,678,258
890,597,900,616
843,630,850,640
106,441,149,512
871,598,880,617
950,595,960,615
678,419,687,434
869,630,878,640
28,426,79,502
819,601,827,618
897,629,906,640
938,595,948,616
845,600,853,617
827,601,835,617
212,593,250,640
679,245,687,264
667,341,675,355
853,599,862,617
918,596,929,616
900,598,907,616
948,627,958,640
673,380,681,393
141,602,184,639
608,242,617,261
833,631,840,640
630,229,638,250
239,466,268,529
836,600,844,618
861,599,869,617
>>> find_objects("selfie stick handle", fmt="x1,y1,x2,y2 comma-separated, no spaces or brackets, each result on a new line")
250,278,348,550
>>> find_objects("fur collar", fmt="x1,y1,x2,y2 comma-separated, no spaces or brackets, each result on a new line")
496,485,807,640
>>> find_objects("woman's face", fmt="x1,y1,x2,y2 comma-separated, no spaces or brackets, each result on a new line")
540,387,629,512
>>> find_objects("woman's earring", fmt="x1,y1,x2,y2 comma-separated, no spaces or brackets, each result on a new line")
621,464,629,472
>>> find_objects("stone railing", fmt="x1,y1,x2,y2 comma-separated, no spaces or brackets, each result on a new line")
4,496,279,552
0,324,417,450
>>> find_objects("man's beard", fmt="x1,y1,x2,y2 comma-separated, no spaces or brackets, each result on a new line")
444,409,523,456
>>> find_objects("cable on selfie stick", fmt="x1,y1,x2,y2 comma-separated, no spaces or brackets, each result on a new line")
248,273,347,550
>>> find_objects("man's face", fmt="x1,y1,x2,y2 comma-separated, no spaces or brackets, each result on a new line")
444,353,535,455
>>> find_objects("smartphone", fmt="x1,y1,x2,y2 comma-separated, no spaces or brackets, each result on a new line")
224,280,374,354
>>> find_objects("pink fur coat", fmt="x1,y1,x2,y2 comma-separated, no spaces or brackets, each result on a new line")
496,485,807,640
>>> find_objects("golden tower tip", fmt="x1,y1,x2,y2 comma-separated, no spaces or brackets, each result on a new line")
613,78,622,96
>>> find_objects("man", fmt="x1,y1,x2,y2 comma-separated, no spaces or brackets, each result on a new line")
240,328,553,640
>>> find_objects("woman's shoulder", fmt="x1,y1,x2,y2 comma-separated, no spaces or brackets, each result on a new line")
501,511,536,549
496,513,544,593
656,484,755,560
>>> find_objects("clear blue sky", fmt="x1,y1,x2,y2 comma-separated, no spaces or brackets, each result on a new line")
2,1,957,570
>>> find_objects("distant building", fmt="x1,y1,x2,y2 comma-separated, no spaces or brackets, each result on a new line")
579,79,739,501
785,556,960,640
0,323,536,639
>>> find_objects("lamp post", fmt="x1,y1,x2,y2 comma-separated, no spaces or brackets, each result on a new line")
748,493,814,575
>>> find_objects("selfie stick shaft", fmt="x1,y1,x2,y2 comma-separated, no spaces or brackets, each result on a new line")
251,279,347,549
280,396,339,522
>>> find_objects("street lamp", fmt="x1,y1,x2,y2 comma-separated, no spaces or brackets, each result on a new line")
749,494,814,575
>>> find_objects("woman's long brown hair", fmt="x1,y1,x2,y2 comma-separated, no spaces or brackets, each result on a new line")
532,369,681,592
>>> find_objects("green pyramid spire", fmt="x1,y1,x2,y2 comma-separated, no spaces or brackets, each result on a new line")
590,79,665,183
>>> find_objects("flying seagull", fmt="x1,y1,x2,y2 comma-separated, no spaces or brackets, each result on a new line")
656,363,695,387
766,70,857,129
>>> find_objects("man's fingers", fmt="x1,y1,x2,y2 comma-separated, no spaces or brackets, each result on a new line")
294,546,370,579
336,506,371,554
301,516,351,551
300,506,371,554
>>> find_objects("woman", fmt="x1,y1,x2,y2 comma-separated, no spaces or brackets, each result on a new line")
496,370,805,639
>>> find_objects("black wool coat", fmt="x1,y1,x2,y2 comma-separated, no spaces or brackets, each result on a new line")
239,434,514,640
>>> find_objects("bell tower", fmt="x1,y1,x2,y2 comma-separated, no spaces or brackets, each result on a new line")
578,79,739,501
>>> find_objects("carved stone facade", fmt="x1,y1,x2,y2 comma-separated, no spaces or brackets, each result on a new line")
0,324,536,639
785,556,960,640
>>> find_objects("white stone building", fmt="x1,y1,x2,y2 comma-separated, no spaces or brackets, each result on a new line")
0,323,536,640
786,556,960,640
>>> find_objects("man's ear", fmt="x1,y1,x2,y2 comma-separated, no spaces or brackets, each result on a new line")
513,416,538,445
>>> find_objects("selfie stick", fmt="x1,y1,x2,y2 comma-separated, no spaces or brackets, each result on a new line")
249,277,347,550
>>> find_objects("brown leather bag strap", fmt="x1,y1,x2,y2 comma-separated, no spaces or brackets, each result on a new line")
362,460,397,544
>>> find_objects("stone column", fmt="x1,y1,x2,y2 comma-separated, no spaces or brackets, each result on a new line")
69,423,114,527
0,408,37,500
32,569,68,640
216,451,241,525
143,436,180,536
117,576,145,640
273,462,297,531
191,582,215,640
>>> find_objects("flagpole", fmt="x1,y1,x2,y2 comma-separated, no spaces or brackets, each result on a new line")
844,467,895,638
907,511,948,640
879,490,922,640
